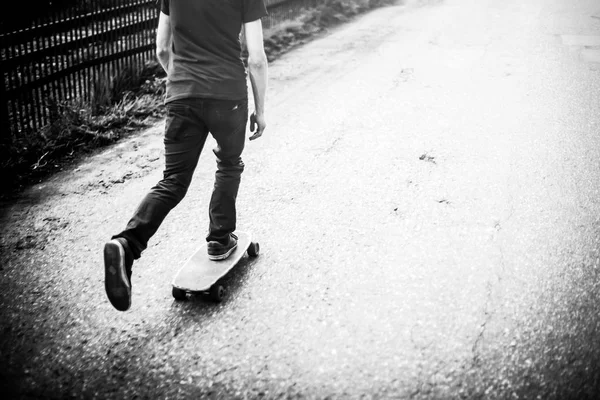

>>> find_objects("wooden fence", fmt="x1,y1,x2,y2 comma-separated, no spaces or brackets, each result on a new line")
0,0,318,141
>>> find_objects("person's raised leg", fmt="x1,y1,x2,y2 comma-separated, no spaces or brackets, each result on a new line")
105,100,209,310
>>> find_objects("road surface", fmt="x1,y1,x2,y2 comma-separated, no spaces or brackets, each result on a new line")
1,0,600,398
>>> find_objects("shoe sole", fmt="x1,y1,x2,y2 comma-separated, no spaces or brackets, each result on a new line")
104,241,131,311
208,243,238,261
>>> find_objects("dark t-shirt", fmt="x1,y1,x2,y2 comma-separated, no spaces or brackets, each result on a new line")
161,0,267,102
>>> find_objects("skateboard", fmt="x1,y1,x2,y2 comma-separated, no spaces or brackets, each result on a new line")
171,231,259,302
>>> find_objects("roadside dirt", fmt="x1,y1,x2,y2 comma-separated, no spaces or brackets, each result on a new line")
0,120,163,252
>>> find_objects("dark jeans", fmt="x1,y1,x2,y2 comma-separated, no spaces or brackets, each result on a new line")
114,97,248,259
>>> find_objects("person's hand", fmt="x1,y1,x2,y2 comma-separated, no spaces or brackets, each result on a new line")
249,112,266,141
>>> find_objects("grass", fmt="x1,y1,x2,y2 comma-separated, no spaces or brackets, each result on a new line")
0,63,166,198
263,0,399,60
1,0,400,199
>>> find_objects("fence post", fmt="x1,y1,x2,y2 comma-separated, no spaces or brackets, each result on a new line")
0,67,12,146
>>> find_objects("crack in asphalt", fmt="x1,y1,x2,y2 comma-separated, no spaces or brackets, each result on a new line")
471,281,494,367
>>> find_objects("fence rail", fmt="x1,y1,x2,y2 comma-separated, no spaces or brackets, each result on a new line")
1,0,318,141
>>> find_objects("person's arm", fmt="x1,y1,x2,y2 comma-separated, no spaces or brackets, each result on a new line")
156,12,172,74
244,19,268,141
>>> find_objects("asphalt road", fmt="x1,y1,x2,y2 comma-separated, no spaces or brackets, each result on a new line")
2,0,600,398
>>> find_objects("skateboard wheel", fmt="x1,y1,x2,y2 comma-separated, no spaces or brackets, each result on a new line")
172,287,187,300
209,284,226,303
247,242,260,257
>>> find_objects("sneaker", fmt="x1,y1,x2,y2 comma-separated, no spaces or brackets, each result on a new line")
104,238,133,311
207,233,238,261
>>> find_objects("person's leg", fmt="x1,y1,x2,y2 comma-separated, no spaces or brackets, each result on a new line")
114,100,209,258
204,98,248,250
105,99,209,311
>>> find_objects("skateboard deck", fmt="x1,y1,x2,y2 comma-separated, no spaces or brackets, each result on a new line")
171,231,259,302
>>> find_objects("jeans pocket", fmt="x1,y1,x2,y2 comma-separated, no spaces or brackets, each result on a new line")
213,100,246,114
166,102,189,116
212,100,248,129
165,103,193,141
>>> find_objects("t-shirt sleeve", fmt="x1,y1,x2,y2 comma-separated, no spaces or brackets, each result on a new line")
160,0,169,15
243,0,268,23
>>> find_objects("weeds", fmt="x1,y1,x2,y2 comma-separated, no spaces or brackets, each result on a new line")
0,64,165,195
263,0,399,61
